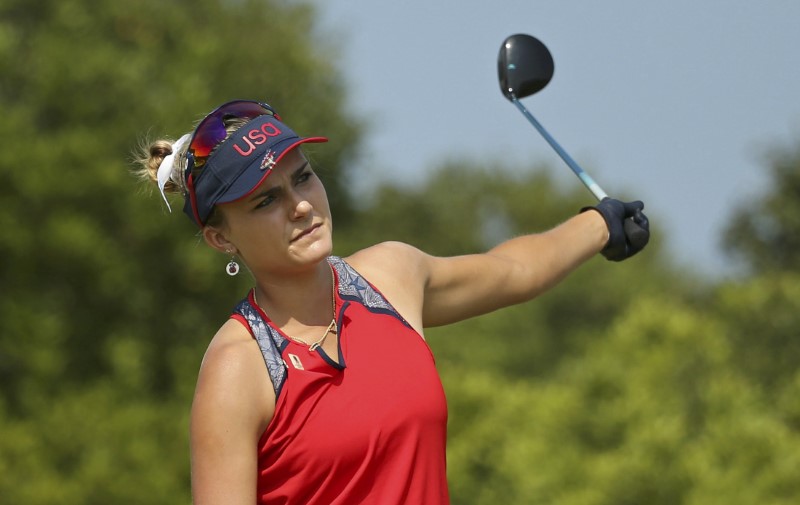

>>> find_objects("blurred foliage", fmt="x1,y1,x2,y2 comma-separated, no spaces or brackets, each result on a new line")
1,0,799,504
722,142,800,273
0,0,359,502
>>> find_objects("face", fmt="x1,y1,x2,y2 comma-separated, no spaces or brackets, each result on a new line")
207,149,333,277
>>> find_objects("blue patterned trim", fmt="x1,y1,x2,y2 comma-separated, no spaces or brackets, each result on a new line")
233,298,288,398
328,256,409,325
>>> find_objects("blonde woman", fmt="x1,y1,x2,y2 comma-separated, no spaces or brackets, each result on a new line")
137,99,649,505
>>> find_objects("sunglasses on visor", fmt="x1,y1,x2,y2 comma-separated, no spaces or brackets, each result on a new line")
185,100,281,179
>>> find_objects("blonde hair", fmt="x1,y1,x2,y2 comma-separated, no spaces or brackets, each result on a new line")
133,136,191,196
134,117,256,219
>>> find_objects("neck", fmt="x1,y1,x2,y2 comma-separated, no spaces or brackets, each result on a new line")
254,260,334,329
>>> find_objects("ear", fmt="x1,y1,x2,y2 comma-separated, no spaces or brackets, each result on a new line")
202,225,236,255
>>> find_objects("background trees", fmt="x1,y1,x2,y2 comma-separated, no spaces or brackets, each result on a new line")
0,0,359,502
1,0,798,503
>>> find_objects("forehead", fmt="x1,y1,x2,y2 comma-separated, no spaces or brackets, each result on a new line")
276,148,307,172
257,148,308,187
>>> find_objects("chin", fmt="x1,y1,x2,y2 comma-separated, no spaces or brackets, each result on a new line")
289,239,333,265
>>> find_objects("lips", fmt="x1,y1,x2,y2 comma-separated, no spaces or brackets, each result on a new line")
291,222,321,243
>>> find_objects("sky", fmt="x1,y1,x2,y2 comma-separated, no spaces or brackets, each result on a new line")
315,1,800,278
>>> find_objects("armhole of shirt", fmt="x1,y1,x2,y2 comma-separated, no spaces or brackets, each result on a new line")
231,300,288,399
328,256,413,329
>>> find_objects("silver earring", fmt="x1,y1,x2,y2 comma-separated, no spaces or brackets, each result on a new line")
225,251,240,276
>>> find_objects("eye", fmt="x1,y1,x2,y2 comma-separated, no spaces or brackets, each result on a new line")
255,194,277,209
296,171,312,184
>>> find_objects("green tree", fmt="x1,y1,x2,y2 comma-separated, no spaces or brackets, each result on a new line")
718,139,800,411
714,272,800,394
445,294,800,505
0,0,359,502
722,142,800,273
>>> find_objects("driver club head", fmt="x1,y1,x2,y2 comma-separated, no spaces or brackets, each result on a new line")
498,34,555,101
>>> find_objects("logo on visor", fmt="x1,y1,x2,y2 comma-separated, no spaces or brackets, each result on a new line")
260,150,277,171
232,122,283,157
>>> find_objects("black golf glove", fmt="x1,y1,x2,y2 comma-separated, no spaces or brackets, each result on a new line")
582,198,650,262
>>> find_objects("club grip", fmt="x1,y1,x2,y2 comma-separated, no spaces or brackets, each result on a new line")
624,212,650,250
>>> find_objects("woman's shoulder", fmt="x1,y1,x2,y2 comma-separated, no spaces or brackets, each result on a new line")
343,242,429,333
193,319,274,434
198,319,269,404
344,241,432,287
206,316,256,348
200,319,265,380
345,241,428,272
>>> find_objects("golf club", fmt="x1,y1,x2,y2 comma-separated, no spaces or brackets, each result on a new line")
498,33,648,248
498,34,608,200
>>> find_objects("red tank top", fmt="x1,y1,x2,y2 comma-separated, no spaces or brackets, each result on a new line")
232,257,449,504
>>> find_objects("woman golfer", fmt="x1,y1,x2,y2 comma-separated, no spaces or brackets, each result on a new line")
137,99,649,505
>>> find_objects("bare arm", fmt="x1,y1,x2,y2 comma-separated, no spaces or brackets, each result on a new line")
349,210,609,331
190,320,275,505
421,210,608,326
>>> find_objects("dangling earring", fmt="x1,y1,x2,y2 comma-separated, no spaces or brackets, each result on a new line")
225,250,240,276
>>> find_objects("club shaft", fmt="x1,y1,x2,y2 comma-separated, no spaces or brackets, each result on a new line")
511,96,608,201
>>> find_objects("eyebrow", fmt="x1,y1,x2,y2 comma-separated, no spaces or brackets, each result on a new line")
248,161,310,202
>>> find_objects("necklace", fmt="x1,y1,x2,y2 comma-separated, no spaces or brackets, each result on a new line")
253,265,337,351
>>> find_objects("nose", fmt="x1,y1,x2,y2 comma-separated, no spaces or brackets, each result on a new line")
290,194,313,220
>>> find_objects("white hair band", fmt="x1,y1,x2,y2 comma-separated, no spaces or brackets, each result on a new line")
156,133,191,212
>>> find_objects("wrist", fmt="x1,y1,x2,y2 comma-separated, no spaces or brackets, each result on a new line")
576,207,611,254
583,208,610,251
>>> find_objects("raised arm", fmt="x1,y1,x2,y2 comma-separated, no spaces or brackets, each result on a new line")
423,198,649,326
350,198,649,331
420,209,607,326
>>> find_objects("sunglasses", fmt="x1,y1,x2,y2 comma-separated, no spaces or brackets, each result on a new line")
182,100,281,226
185,100,280,178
